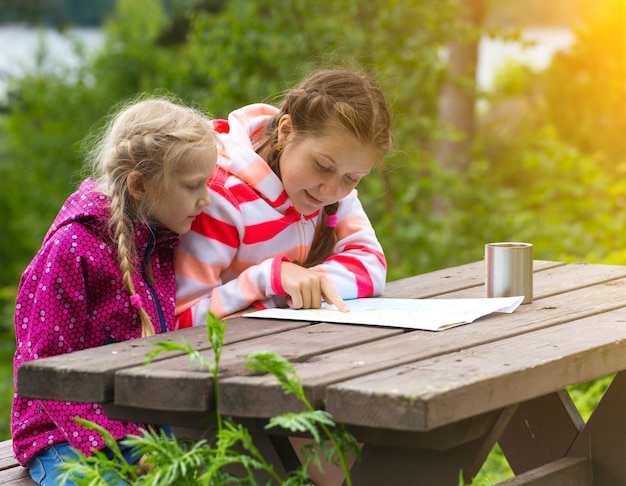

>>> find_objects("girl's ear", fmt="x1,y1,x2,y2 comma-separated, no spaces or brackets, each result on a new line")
277,115,293,144
127,171,146,201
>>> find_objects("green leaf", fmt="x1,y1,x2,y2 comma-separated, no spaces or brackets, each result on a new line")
266,410,335,444
244,351,304,401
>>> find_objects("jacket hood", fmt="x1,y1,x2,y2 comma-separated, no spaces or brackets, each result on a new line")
218,104,287,207
43,178,110,245
44,178,179,249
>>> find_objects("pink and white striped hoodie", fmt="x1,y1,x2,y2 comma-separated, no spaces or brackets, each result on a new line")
174,103,387,327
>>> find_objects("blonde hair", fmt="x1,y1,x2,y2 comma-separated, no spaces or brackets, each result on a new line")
260,69,392,267
88,97,219,337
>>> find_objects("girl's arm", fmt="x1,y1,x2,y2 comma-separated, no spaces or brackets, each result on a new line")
13,225,153,457
174,189,386,327
15,228,91,362
310,190,387,299
174,184,287,327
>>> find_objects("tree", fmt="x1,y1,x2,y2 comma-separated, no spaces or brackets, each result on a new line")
0,0,116,26
541,0,626,164
436,0,486,172
0,0,482,290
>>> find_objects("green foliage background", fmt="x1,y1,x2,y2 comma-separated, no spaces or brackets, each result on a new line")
1,0,625,482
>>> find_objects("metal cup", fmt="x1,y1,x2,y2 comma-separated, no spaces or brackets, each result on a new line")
485,242,533,304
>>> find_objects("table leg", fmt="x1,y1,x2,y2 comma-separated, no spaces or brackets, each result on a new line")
349,407,516,486
568,371,626,485
350,437,494,485
498,390,584,474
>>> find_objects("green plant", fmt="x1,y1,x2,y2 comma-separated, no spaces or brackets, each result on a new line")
458,469,496,486
56,311,359,485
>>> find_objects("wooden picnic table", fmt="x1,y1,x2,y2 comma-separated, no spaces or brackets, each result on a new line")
16,260,626,485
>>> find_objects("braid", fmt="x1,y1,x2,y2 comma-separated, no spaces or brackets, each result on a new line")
88,96,219,338
302,202,339,268
259,116,281,175
109,191,155,337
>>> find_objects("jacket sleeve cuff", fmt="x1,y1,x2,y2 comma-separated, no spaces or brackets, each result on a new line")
271,255,291,295
176,308,194,329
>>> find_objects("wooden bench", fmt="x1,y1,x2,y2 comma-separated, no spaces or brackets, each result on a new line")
0,440,36,485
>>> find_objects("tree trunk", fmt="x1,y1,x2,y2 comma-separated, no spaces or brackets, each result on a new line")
436,0,486,172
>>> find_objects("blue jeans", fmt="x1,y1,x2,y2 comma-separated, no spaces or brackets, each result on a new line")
28,441,142,486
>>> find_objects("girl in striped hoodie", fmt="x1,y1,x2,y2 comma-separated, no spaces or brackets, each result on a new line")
175,69,393,327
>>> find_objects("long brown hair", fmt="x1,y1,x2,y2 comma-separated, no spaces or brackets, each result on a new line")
88,97,219,337
259,69,392,267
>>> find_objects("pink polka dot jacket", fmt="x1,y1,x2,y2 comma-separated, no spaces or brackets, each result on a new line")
11,178,180,466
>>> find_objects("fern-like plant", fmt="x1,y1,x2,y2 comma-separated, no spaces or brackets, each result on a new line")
56,311,359,485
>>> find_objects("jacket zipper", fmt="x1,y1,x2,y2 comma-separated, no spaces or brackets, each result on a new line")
142,230,167,333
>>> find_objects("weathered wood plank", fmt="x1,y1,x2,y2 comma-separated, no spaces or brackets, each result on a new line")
16,318,310,403
497,457,592,486
382,260,564,298
448,261,626,300
0,468,36,486
219,275,626,418
325,305,626,431
113,323,402,411
0,439,17,470
0,440,35,485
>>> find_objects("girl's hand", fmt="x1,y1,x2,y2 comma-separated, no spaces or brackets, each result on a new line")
280,262,350,312
136,454,153,476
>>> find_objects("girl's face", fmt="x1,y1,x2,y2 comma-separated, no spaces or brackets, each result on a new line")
277,116,379,216
147,150,215,234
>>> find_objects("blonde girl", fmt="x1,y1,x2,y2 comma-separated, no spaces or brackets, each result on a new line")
11,97,219,486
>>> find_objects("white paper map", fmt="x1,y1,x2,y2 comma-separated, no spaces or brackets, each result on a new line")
243,296,524,331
